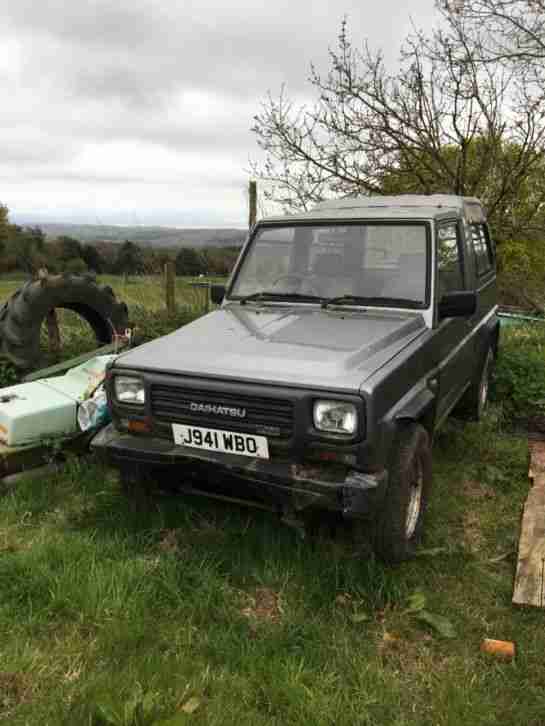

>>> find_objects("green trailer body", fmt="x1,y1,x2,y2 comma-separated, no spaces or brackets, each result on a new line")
0,354,118,478
0,355,117,448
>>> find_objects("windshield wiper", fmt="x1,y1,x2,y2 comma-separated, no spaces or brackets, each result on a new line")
239,291,323,305
321,295,421,309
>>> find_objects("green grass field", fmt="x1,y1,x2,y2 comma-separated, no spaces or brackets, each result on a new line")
0,274,214,315
0,275,544,725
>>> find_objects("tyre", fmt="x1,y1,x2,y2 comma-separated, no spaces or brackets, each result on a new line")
373,423,432,564
455,346,494,421
0,273,128,369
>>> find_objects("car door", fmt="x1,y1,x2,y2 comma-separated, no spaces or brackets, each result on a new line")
434,220,475,424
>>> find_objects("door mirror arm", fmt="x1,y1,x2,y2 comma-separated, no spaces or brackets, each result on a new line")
210,285,226,305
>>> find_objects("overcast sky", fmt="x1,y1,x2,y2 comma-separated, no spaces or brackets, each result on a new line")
0,0,437,228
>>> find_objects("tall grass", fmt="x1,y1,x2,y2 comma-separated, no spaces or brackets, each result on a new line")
0,273,214,316
102,274,213,314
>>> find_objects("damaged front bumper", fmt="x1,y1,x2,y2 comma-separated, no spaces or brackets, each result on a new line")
91,424,387,518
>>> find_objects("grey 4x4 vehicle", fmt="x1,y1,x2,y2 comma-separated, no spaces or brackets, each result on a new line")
93,195,499,563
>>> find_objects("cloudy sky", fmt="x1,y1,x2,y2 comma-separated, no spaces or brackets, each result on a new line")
1,0,437,228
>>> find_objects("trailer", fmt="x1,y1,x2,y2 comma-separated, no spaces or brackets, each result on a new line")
0,273,130,480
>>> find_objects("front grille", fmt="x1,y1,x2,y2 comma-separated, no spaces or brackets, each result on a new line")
150,384,294,438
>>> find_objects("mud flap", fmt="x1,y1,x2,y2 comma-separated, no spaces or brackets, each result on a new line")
341,469,388,518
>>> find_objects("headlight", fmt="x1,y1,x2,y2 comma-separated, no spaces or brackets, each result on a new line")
114,376,145,405
313,400,357,435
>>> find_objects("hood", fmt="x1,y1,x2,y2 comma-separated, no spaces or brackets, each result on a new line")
116,303,426,392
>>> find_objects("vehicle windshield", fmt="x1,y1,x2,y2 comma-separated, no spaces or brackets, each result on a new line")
230,223,429,308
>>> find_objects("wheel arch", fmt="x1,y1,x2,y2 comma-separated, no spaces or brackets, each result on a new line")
378,385,437,464
393,387,437,439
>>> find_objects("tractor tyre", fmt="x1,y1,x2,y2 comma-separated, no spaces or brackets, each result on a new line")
0,273,128,369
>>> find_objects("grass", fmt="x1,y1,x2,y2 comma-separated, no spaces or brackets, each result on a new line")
1,274,544,724
0,274,214,383
0,413,542,725
0,274,218,315
492,321,545,430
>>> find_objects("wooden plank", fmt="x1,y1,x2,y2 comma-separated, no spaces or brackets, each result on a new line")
2,463,63,488
0,441,51,479
528,440,545,481
513,441,545,607
513,478,545,607
22,341,124,383
0,432,94,481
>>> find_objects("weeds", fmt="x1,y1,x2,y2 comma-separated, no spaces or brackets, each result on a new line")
0,360,18,388
493,322,545,428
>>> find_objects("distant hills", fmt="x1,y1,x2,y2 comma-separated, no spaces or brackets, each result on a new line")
34,223,247,248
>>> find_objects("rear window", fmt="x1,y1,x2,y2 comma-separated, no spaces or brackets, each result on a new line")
470,224,494,276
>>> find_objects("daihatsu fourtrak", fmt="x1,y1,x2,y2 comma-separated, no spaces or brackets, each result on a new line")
92,195,499,562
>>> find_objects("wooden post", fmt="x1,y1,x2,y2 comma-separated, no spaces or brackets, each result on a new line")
249,180,257,229
46,308,61,358
165,261,176,316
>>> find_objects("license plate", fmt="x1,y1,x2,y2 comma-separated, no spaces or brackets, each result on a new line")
172,424,269,459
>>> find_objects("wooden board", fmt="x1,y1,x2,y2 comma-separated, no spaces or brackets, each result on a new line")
0,432,94,481
528,440,545,482
513,441,545,607
0,441,51,479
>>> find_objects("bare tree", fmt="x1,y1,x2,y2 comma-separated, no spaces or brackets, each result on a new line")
439,0,545,64
251,17,545,240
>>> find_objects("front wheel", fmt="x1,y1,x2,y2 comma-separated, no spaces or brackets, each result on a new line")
373,423,432,564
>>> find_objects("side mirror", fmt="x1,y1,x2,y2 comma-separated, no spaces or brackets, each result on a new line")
210,284,226,305
438,291,477,319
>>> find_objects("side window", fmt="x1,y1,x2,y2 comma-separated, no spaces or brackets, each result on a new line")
470,223,493,276
437,223,464,295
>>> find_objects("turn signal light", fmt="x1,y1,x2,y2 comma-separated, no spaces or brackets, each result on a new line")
317,451,339,462
128,419,151,434
306,450,357,466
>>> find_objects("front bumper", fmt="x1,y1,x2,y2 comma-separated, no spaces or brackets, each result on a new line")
91,424,387,518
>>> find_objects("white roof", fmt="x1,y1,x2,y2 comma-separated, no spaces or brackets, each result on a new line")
262,194,486,224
